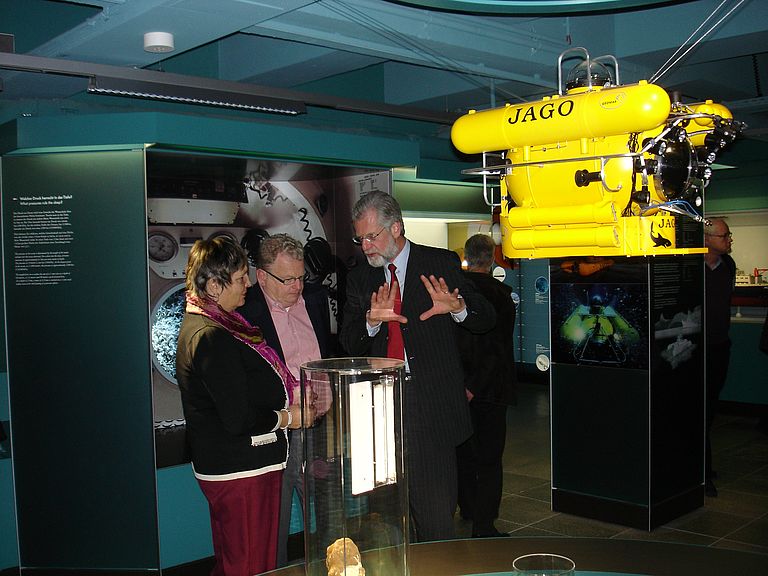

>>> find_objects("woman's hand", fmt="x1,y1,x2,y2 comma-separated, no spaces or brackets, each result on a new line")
287,399,316,429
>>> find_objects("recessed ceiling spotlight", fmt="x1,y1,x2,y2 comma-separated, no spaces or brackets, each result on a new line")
144,32,175,54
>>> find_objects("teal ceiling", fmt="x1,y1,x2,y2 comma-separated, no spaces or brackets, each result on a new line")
0,0,766,141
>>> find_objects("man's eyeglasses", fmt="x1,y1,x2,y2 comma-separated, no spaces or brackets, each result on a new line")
352,227,386,245
261,268,308,286
706,232,732,239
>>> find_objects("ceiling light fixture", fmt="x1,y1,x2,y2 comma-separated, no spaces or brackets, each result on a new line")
87,76,305,115
0,52,457,123
144,32,175,53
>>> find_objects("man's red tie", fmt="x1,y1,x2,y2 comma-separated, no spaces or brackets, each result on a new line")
386,263,404,360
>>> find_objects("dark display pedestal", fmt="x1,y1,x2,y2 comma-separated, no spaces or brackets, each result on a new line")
549,255,705,530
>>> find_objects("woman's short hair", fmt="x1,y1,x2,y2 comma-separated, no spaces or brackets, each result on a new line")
258,233,304,268
464,233,496,270
185,236,248,299
351,191,405,235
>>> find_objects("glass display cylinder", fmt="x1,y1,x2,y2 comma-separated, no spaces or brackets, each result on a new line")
300,357,408,576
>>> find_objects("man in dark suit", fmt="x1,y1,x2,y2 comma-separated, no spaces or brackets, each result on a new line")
455,233,516,538
340,191,495,542
238,233,333,567
704,218,736,497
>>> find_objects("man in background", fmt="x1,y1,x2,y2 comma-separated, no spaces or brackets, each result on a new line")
238,233,333,566
704,218,736,497
455,233,516,538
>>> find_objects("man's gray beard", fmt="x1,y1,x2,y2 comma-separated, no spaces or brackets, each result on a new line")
366,253,386,268
364,235,399,268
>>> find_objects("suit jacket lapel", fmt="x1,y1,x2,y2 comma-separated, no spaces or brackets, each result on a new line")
304,285,330,358
249,285,285,360
367,263,386,293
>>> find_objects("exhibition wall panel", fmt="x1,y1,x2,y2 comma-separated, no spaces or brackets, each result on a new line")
2,150,159,571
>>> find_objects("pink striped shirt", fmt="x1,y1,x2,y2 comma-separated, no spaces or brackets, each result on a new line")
262,291,331,414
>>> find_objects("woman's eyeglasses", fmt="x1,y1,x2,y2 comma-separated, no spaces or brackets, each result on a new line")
352,227,386,245
261,269,308,286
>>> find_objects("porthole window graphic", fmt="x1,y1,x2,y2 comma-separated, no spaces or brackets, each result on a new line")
151,283,186,384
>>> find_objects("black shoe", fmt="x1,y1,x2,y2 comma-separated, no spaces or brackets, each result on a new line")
472,529,510,538
705,478,718,498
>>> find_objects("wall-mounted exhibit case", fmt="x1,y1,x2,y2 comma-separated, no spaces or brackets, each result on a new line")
1,145,393,573
549,251,705,529
146,150,390,442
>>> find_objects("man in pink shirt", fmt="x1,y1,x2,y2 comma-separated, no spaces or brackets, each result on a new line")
238,233,334,567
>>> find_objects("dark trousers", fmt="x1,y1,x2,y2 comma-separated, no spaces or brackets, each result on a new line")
277,425,332,567
457,400,507,535
706,339,731,478
404,377,460,542
276,430,303,567
407,436,458,542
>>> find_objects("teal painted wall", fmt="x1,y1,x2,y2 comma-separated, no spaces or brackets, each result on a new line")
0,460,17,571
722,321,768,405
394,177,488,215
0,371,17,571
157,465,213,568
8,112,419,169
705,139,768,213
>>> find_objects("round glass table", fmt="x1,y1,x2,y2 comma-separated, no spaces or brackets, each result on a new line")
263,536,768,575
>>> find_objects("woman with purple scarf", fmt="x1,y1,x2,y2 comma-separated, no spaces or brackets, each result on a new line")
176,236,312,575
